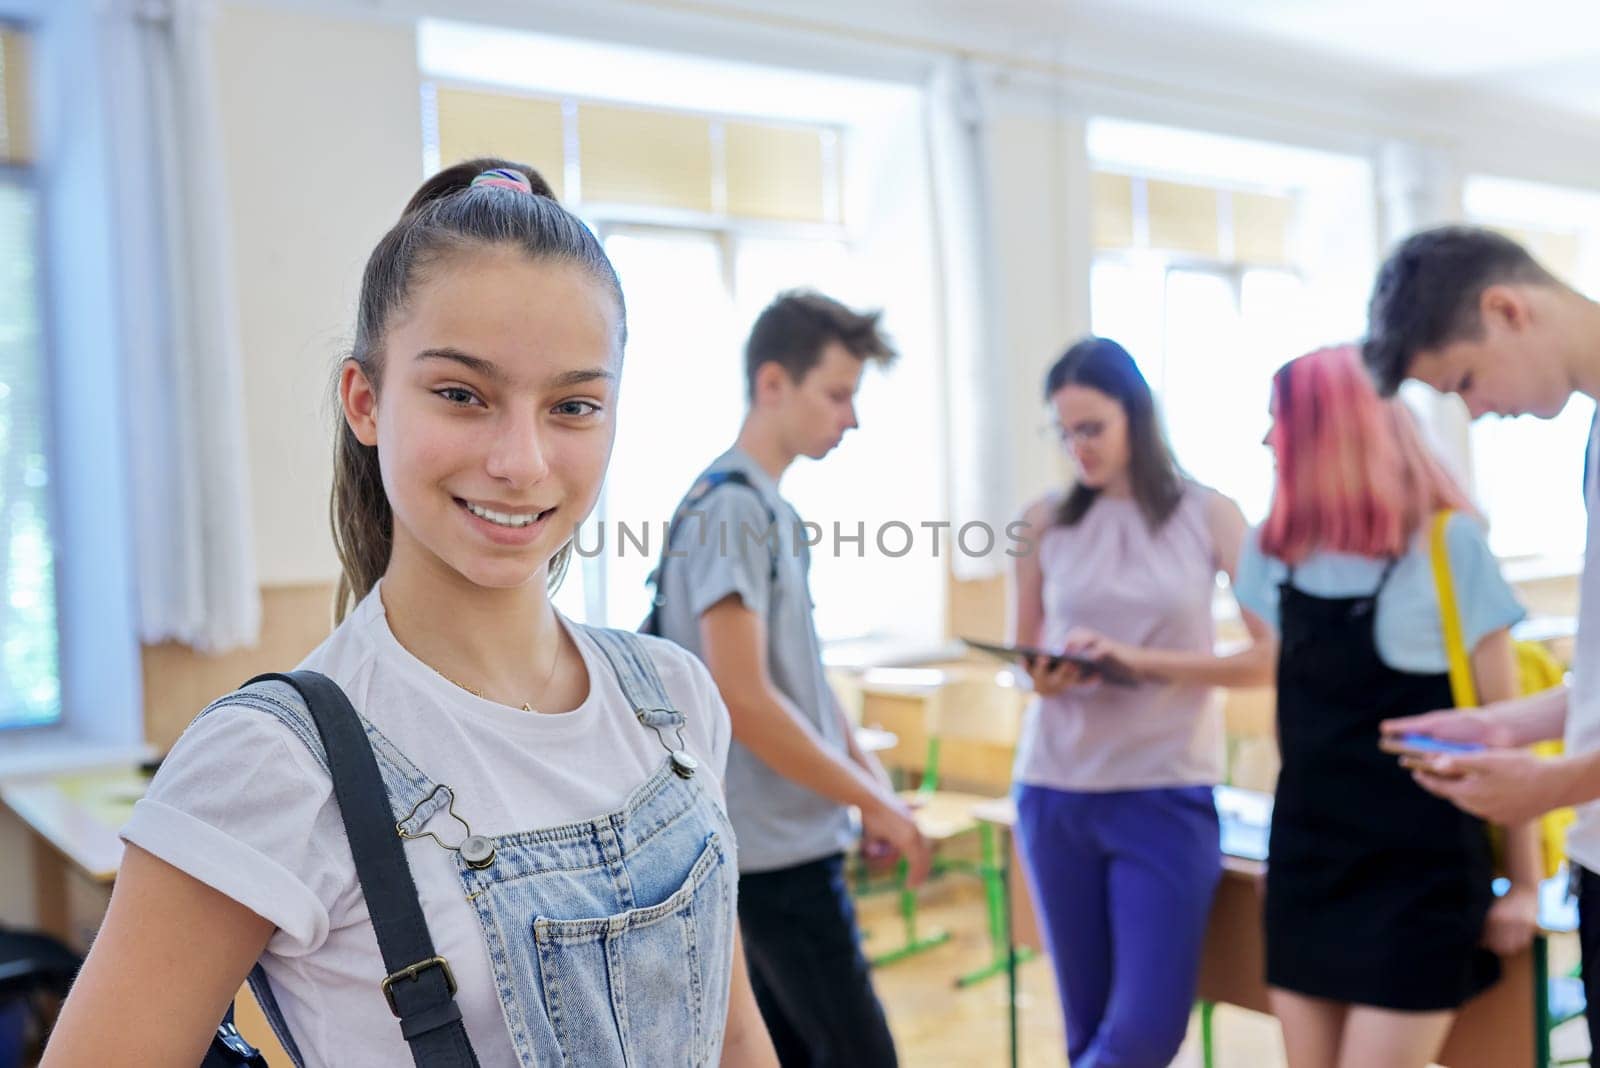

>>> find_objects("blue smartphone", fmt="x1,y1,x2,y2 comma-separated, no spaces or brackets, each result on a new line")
1387,733,1485,755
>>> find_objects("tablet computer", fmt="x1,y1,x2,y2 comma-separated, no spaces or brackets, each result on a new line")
960,637,1137,686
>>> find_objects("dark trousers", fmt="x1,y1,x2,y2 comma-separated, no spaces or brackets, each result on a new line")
738,852,899,1068
1577,865,1600,1062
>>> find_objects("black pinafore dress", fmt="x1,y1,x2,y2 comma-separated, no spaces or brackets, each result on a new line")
1264,561,1500,1010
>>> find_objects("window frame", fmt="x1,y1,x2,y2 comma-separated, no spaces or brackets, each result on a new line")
0,5,147,773
581,216,862,635
0,150,66,735
422,78,848,232
1090,231,1313,525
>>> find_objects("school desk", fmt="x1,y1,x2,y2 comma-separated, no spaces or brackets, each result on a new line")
973,789,1579,1068
2,767,139,946
2,766,288,1063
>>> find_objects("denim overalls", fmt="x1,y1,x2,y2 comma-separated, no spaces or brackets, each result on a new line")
220,627,737,1067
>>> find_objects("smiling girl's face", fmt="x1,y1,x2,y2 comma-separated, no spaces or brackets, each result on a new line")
342,247,621,591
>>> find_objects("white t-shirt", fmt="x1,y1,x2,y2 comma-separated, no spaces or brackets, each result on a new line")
1565,414,1600,871
121,585,733,1068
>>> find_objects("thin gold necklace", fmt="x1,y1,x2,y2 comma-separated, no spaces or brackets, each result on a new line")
433,628,563,713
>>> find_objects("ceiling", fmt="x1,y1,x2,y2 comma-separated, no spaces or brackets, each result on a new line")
1069,0,1600,115
306,0,1600,123
691,0,1600,120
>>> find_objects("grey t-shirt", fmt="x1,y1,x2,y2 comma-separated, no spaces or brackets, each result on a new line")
654,447,854,873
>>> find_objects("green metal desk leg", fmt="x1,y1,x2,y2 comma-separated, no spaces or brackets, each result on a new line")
869,858,951,967
958,822,1036,986
1200,1000,1216,1068
1003,831,1019,1068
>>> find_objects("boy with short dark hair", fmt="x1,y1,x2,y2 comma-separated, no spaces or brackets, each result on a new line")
652,289,928,1067
1366,224,1600,1056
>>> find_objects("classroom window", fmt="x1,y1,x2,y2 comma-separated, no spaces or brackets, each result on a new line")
1084,122,1375,523
424,83,843,226
583,228,864,635
1089,173,1318,522
428,74,921,644
1463,176,1600,564
0,24,61,731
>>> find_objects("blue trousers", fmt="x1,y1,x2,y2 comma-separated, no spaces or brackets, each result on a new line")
1015,784,1222,1068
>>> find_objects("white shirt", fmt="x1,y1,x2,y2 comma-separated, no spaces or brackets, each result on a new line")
1565,414,1600,872
121,585,733,1068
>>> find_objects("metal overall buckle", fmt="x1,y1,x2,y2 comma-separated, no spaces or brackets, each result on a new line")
635,707,698,778
396,784,497,869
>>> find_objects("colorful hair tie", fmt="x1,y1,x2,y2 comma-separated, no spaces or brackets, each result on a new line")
470,167,534,194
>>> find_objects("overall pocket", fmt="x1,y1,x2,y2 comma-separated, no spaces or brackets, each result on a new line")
532,832,735,1068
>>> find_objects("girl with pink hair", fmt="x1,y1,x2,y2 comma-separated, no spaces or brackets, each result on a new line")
1233,344,1540,1067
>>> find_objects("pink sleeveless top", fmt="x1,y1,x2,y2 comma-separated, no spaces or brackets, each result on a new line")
1013,483,1226,792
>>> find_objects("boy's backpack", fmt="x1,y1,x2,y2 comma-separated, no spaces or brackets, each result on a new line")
639,469,778,636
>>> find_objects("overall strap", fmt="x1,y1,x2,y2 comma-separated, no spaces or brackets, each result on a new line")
244,963,306,1067
586,625,706,775
583,627,681,726
244,671,480,1068
1374,555,1401,595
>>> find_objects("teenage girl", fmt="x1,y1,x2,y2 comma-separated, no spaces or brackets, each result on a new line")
1011,337,1276,1067
43,160,776,1067
1234,344,1538,1068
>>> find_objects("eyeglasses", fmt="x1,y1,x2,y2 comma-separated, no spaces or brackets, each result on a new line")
1040,420,1107,446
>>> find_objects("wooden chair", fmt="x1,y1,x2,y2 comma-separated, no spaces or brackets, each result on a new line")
1219,685,1279,793
872,675,1030,985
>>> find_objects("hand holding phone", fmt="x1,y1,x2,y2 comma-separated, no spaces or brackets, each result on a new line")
1378,733,1487,758
1379,708,1510,750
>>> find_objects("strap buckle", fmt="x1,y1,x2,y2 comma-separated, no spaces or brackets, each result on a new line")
381,955,457,1017
215,1020,261,1058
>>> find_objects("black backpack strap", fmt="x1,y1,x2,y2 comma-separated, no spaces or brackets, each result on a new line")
642,470,779,632
244,670,480,1068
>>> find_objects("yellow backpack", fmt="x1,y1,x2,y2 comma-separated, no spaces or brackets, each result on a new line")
1430,511,1571,878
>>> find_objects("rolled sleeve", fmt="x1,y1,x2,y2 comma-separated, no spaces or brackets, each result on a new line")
122,796,329,952
120,705,346,957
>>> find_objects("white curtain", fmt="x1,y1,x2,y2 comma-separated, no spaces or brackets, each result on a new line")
104,0,260,651
924,58,1014,581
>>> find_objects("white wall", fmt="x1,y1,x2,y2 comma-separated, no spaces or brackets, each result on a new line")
215,3,423,585
979,104,1092,511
